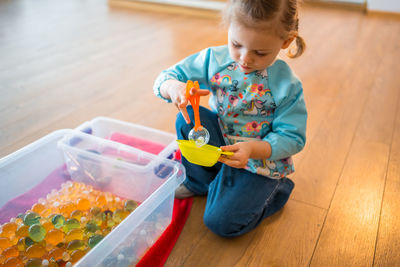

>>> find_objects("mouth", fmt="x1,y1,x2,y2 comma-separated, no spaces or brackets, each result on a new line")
239,63,251,71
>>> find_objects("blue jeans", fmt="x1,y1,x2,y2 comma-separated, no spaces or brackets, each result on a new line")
176,106,295,237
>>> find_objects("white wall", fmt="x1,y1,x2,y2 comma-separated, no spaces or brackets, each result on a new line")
367,0,400,13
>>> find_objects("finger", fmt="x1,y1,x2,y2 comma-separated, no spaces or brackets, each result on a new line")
189,87,210,96
218,157,245,169
180,106,191,124
220,145,238,152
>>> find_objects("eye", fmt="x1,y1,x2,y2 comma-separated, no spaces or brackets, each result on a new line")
232,41,241,48
255,51,268,56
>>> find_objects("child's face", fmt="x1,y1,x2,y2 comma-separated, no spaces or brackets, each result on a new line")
228,21,292,73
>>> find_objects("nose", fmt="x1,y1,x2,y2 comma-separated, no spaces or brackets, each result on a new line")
240,50,252,65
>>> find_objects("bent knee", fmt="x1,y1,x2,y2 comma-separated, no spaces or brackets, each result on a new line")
203,211,257,238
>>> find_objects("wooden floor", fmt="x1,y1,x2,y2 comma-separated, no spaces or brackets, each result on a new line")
1,0,400,265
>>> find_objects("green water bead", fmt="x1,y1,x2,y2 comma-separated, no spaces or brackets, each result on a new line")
85,221,99,233
25,258,43,267
88,234,104,248
124,200,138,212
112,209,127,223
63,218,80,233
51,214,66,229
92,212,106,226
23,212,41,226
90,207,101,216
66,240,86,251
29,224,46,242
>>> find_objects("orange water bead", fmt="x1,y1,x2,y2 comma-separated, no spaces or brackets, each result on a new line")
70,249,86,263
0,254,5,264
59,202,77,217
47,247,65,260
2,256,23,267
2,246,19,258
26,243,46,258
1,222,18,236
96,195,107,206
0,237,12,250
76,198,91,211
15,225,29,238
65,229,84,243
45,229,65,246
31,203,45,215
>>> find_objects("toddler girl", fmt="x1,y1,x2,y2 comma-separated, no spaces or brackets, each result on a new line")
153,0,307,237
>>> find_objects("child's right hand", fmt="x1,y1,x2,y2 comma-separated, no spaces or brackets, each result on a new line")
161,80,209,124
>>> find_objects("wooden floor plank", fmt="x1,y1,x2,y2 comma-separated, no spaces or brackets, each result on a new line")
310,17,400,266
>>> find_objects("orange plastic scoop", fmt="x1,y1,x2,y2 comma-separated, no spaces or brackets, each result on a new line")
186,80,209,147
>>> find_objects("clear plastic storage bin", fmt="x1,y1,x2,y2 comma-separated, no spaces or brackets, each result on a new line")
0,121,184,266
76,117,177,159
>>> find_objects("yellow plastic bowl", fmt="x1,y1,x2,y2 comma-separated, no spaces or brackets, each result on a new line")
176,140,233,167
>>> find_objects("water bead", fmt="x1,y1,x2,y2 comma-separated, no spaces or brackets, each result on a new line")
112,209,127,224
70,210,82,221
51,215,65,229
65,229,84,243
85,221,99,233
2,256,23,267
96,195,107,206
31,203,45,215
2,245,19,258
66,240,85,251
15,224,29,238
45,229,64,246
47,247,64,260
17,238,26,251
25,258,43,267
70,249,86,263
29,224,46,242
124,200,138,212
23,212,41,226
76,198,91,211
88,234,104,248
1,222,17,237
0,255,5,264
0,237,12,250
62,251,71,262
26,243,46,258
66,262,73,267
90,207,101,216
24,236,35,247
63,219,80,233
59,202,76,217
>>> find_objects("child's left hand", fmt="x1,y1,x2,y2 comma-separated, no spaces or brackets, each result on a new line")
218,143,252,169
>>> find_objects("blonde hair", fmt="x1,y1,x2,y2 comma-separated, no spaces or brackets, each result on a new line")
223,0,306,58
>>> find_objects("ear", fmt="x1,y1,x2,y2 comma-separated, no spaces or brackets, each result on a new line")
281,35,296,49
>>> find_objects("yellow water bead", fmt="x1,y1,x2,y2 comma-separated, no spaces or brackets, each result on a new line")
70,210,83,221
26,243,46,258
15,225,29,238
65,229,84,243
45,229,64,246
